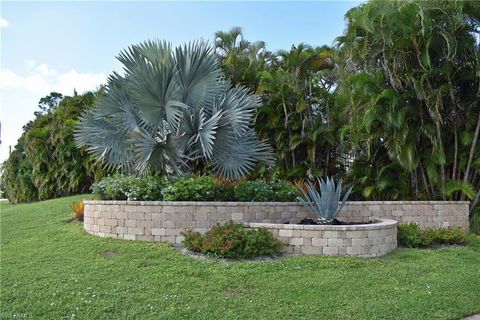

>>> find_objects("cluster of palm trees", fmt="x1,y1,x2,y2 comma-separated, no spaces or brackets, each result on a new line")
213,0,479,215
215,28,343,180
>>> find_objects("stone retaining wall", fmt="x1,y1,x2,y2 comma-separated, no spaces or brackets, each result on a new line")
248,219,398,257
83,200,469,247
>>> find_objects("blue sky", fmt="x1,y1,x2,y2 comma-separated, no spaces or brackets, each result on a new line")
0,1,361,162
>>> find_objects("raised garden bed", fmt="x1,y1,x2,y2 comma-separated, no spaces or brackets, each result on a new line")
82,200,469,257
247,219,397,257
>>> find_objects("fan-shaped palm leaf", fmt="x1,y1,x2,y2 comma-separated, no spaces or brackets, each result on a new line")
75,39,273,179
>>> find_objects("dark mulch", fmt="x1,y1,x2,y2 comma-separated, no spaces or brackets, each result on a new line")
299,218,375,225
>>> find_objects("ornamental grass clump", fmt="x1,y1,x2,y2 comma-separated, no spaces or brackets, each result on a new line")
297,177,352,224
71,200,84,221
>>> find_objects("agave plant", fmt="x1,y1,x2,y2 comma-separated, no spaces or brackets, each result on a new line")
297,177,352,224
75,40,274,179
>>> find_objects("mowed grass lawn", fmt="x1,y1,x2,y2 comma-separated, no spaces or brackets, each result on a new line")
1,195,479,320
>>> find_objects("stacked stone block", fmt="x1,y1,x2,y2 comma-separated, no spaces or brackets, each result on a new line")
83,200,469,257
248,219,398,257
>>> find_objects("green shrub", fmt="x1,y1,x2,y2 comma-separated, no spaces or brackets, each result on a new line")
234,180,297,202
431,228,468,245
398,223,422,248
270,180,298,201
398,223,468,248
234,181,274,202
126,176,167,201
213,183,236,201
92,174,135,200
162,176,216,201
181,221,282,259
470,209,480,235
181,229,204,252
92,175,166,201
92,174,297,202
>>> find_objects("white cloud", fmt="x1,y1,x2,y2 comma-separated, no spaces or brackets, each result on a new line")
0,69,50,94
0,64,106,95
0,17,9,28
0,63,107,162
56,69,106,94
26,60,37,69
35,63,57,76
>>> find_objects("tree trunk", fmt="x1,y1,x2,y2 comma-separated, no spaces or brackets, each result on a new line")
461,107,480,200
452,128,458,180
470,188,480,216
420,165,432,198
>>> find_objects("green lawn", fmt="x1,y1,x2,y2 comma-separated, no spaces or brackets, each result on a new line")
1,195,479,320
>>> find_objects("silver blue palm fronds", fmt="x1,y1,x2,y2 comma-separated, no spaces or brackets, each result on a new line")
297,177,352,223
74,40,274,179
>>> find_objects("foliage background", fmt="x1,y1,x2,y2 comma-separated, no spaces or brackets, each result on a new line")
1,0,479,219
1,92,107,203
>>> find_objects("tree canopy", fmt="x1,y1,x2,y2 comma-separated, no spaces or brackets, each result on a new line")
1,92,105,203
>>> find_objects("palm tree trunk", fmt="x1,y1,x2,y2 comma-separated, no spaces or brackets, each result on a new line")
470,188,480,216
461,108,480,200
436,123,446,200
452,128,458,180
420,165,432,198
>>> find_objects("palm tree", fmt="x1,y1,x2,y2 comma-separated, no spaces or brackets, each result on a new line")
336,0,480,212
75,40,274,180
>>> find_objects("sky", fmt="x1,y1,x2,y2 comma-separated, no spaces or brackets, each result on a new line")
0,0,361,162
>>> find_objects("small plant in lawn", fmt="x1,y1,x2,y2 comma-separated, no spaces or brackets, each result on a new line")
297,177,352,224
181,221,282,259
71,200,84,221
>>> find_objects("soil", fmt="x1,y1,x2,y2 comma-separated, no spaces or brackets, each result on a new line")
299,218,375,225
103,250,119,258
177,247,296,264
67,218,81,224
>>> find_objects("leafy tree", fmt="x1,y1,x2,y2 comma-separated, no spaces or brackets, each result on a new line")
255,44,343,179
1,136,38,203
1,92,106,203
214,26,272,90
75,40,273,180
336,0,480,213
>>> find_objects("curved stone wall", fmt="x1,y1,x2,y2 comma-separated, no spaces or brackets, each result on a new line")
83,200,467,257
248,219,397,257
83,200,469,242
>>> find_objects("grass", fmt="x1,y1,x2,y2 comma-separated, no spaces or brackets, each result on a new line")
1,195,479,320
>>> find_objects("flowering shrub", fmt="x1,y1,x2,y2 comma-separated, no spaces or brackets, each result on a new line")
181,221,282,259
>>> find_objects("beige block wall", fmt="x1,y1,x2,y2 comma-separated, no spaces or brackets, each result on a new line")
339,201,470,230
248,219,398,257
83,200,469,252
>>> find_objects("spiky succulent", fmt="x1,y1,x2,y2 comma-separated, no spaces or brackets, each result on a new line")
297,177,352,223
75,40,274,179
